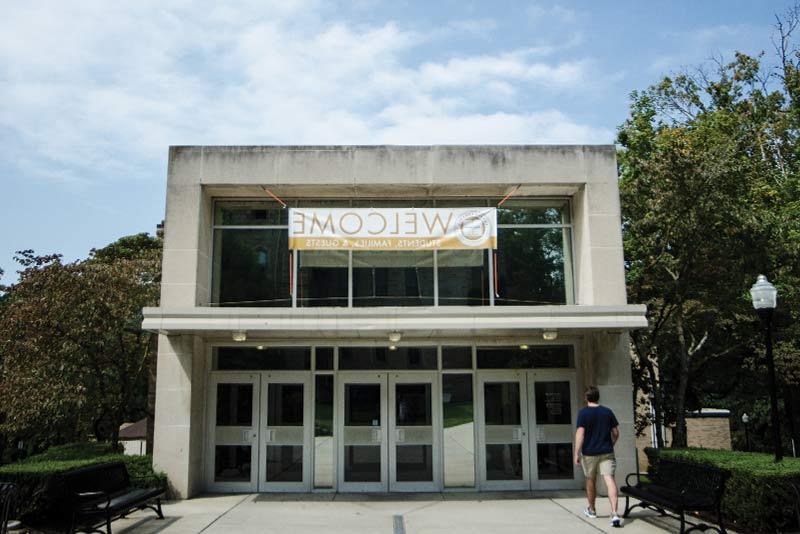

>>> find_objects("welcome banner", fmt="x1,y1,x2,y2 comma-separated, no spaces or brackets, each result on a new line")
289,207,497,251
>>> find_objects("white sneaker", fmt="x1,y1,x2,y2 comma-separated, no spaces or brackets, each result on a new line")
611,514,622,528
583,508,597,518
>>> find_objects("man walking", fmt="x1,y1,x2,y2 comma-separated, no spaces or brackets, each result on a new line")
574,385,621,528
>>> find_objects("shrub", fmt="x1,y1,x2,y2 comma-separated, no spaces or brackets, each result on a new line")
0,442,166,526
645,447,800,533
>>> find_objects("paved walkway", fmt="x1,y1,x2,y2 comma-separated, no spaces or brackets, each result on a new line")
115,492,682,533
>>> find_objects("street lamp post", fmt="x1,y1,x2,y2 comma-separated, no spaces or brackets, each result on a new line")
741,413,750,452
750,274,783,462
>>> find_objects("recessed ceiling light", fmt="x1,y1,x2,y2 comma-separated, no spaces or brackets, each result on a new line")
232,330,247,342
256,345,265,350
388,345,398,351
519,344,529,350
542,330,558,341
389,331,402,343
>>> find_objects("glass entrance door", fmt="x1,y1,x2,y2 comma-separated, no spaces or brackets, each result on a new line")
259,373,312,491
337,373,388,492
528,370,579,489
477,371,530,490
389,373,440,491
207,373,259,492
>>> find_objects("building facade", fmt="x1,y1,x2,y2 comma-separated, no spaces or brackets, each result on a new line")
143,145,647,498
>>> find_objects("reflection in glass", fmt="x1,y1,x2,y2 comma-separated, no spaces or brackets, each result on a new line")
214,347,311,370
443,374,475,487
266,445,303,482
214,445,251,482
339,347,437,370
537,443,573,480
345,446,381,482
314,375,334,488
267,384,304,426
353,251,434,306
396,384,432,426
437,250,488,305
345,384,381,426
476,346,573,369
212,229,290,307
535,382,572,425
485,444,523,480
483,383,521,425
216,384,253,426
496,199,570,225
495,227,568,305
396,445,433,482
442,347,472,369
298,250,349,307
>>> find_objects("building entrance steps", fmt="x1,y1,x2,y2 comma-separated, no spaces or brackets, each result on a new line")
111,492,677,533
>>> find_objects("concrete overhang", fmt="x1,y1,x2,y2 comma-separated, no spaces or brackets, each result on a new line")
142,305,647,339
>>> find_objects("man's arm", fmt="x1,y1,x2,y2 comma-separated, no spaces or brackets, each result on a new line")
574,427,585,464
611,426,619,445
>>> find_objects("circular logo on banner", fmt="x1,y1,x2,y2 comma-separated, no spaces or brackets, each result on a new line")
456,210,491,247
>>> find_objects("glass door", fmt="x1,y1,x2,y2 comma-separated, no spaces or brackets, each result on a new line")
476,371,530,490
337,373,388,492
207,373,259,492
528,370,579,489
389,373,440,491
259,372,312,491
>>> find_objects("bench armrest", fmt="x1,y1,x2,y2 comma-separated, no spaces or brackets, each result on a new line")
625,472,648,487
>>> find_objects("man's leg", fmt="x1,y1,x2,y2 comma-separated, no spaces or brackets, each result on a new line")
586,477,597,512
603,474,618,516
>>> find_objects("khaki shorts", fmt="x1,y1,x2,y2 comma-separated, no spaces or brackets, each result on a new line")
580,453,616,479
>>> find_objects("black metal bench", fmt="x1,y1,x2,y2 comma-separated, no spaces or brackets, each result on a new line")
621,459,730,534
60,461,164,534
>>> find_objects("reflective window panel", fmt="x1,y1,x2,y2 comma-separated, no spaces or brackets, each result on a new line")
477,346,573,369
216,384,253,426
442,346,472,369
437,250,488,306
485,444,523,480
212,229,290,307
266,445,303,482
314,375,334,488
345,384,381,426
214,445,251,482
396,384,432,426
214,201,288,226
443,374,475,487
495,227,569,305
535,381,572,425
339,347,437,370
315,347,334,370
495,199,570,225
396,445,433,482
298,250,349,307
483,382,521,426
214,347,311,370
267,384,304,426
345,446,381,482
537,443,573,480
352,251,434,306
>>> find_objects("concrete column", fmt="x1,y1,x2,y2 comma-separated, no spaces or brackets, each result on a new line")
587,331,636,496
152,334,206,498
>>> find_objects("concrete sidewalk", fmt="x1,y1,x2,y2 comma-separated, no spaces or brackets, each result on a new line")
114,492,683,534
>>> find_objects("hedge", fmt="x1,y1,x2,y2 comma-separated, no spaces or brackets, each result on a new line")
0,442,167,526
645,447,800,533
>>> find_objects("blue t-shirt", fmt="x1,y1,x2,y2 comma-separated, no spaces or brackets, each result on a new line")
576,405,619,456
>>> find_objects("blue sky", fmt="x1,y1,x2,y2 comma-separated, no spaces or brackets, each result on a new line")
0,1,793,281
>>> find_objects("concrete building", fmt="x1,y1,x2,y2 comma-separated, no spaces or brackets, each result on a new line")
142,145,647,498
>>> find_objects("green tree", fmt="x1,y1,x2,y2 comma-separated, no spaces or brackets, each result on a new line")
0,234,161,450
618,7,800,449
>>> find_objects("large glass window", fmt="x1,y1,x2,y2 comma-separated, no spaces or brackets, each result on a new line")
353,251,434,306
211,198,573,307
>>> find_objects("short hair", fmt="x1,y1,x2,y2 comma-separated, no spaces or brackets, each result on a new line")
585,386,600,403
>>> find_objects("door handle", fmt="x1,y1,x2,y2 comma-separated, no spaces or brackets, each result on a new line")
264,429,275,443
396,429,405,443
512,428,523,441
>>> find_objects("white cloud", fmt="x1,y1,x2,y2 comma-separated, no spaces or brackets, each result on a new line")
0,0,606,186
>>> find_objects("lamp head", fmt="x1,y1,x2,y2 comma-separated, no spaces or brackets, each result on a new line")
750,275,777,310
